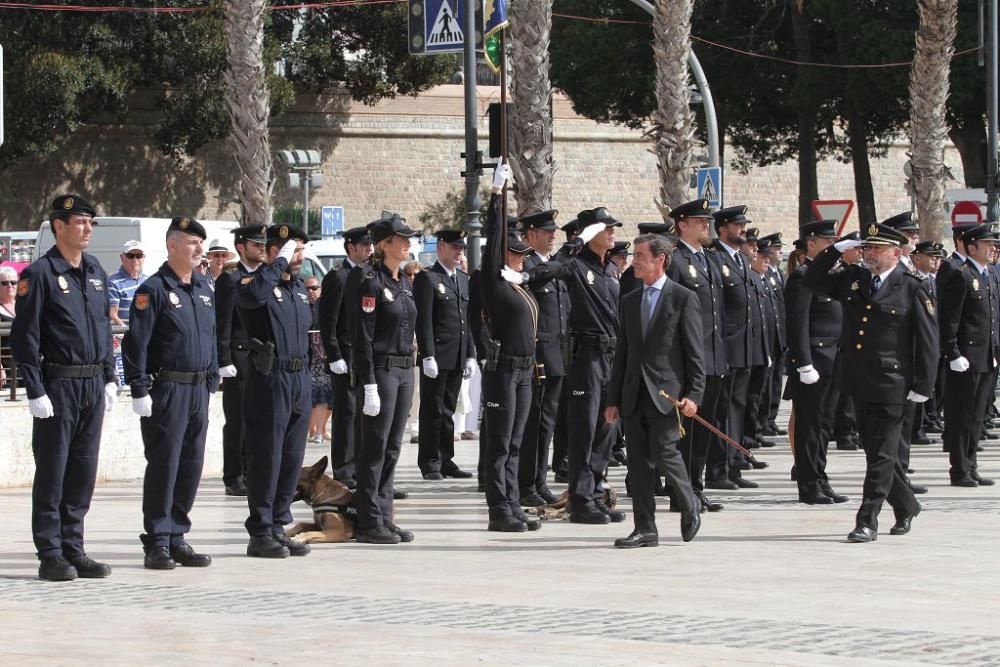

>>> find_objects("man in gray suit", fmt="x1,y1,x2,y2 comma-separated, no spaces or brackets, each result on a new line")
606,234,705,547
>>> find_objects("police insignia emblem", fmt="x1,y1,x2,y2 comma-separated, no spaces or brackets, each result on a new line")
437,282,446,294
688,264,697,278
168,291,181,307
17,279,28,297
240,276,254,285
361,296,376,313
867,223,878,236
89,278,103,292
383,287,394,302
722,265,730,277
851,280,860,291
57,276,69,293
586,270,595,285
135,293,150,310
279,225,289,239
769,276,777,286
273,287,283,301
925,298,935,315
179,218,190,230
973,278,980,291
63,197,74,210
199,295,212,307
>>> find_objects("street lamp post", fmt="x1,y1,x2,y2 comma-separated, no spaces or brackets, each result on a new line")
278,149,325,233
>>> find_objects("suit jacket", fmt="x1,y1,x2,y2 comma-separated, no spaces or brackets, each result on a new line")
938,260,1000,371
784,260,842,377
413,262,474,370
803,247,938,404
618,265,642,299
608,278,706,440
710,241,761,369
666,242,727,376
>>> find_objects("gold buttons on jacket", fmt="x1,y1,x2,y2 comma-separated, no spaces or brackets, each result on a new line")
866,304,872,310
858,330,864,336
856,343,863,350
862,316,868,323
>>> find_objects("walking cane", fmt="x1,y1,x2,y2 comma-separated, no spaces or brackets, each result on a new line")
658,390,755,459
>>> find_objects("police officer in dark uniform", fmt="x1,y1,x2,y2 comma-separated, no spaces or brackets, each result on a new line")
803,223,937,542
759,232,788,437
742,230,772,460
415,229,476,480
667,200,727,512
215,224,268,496
784,220,848,505
353,214,421,544
318,225,373,487
236,223,313,559
11,194,118,582
520,209,570,506
123,216,217,570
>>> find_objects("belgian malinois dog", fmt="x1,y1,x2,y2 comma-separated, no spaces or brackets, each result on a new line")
287,456,356,543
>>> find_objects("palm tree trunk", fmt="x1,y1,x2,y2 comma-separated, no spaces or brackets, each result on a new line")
222,0,274,227
909,0,958,241
510,0,554,216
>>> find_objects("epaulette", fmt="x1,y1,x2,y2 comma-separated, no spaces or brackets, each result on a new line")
903,270,924,281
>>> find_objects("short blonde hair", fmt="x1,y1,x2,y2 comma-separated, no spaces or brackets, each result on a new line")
0,266,18,282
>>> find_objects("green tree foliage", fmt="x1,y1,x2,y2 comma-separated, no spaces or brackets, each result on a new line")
417,185,491,234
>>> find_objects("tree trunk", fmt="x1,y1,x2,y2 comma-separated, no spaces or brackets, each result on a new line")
510,0,555,216
847,105,878,225
222,0,274,227
648,0,699,219
908,0,958,242
949,117,987,188
791,1,820,226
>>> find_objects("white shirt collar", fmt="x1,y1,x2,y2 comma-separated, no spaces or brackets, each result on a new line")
680,239,703,255
875,265,896,284
346,257,358,269
718,240,741,259
240,261,259,274
644,273,668,291
436,260,456,278
968,256,988,275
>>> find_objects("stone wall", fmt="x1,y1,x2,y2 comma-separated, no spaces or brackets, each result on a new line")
0,85,965,244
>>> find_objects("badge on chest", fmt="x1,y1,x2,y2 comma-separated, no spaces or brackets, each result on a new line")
383,287,395,303
168,291,181,308
57,276,70,293
437,282,446,294
586,270,595,285
273,287,283,302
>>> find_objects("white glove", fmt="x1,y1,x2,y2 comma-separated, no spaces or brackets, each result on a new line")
104,382,118,411
949,356,970,373
500,266,524,284
132,395,153,417
834,239,863,253
797,365,820,385
28,395,55,419
363,384,381,417
422,356,439,379
492,157,511,193
219,364,238,378
578,222,604,245
464,357,477,378
906,390,929,403
278,239,298,263
329,359,348,375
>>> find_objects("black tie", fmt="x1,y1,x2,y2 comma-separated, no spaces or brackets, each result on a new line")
871,275,881,294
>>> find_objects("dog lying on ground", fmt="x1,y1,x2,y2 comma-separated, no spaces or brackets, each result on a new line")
526,487,619,521
287,456,356,543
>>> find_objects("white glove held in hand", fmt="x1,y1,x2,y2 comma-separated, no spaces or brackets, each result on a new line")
906,390,929,403
500,266,524,285
949,356,970,373
363,384,381,417
492,157,511,193
278,239,298,263
422,356,439,379
464,357,477,378
329,359,348,375
219,364,238,378
104,382,118,411
834,239,863,253
578,222,604,245
29,395,55,419
797,365,820,385
132,395,153,417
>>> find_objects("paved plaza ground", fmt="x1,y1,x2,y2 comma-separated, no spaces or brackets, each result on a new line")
1,419,998,666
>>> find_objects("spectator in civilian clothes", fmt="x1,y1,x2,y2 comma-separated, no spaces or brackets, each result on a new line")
108,240,148,325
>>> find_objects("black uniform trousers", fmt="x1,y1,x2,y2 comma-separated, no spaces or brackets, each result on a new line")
767,351,785,427
330,372,359,483
854,399,920,529
679,374,724,494
707,367,749,483
898,401,916,470
567,345,615,511
140,380,209,547
833,389,858,440
31,375,105,559
625,388,697,533
244,368,310,536
221,349,249,487
789,373,836,494
744,364,770,448
944,368,993,481
417,368,462,473
519,374,563,496
355,365,414,531
483,360,533,517
550,379,571,476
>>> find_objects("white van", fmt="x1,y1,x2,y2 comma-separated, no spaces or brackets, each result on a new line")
307,235,425,270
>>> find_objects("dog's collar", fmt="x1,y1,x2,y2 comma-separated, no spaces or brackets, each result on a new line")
313,503,357,517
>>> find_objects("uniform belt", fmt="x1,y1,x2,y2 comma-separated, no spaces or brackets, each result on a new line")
498,354,534,370
43,363,102,379
374,355,414,370
157,369,209,385
277,358,308,372
575,333,617,351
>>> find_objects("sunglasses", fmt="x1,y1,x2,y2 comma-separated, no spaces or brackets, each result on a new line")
0,281,16,287
306,285,320,291
124,253,144,259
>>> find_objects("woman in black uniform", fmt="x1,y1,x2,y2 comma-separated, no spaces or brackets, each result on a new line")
481,161,542,532
352,214,421,544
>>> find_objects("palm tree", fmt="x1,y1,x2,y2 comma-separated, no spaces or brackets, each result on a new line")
647,0,699,218
510,0,555,215
222,0,274,228
908,0,958,241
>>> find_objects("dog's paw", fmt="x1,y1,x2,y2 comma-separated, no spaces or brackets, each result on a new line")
291,534,310,544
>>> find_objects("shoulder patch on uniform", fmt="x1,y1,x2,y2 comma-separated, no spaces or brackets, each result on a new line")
240,276,255,285
135,293,150,310
16,279,28,297
361,296,376,313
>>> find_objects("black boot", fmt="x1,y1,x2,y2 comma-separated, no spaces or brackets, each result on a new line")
66,554,111,578
38,555,77,582
273,530,311,556
247,534,291,558
170,542,212,567
140,533,176,570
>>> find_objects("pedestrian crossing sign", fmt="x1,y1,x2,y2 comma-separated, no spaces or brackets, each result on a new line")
409,0,483,55
696,167,722,209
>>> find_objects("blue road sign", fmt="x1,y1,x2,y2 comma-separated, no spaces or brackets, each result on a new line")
321,206,344,237
696,167,723,209
408,0,482,55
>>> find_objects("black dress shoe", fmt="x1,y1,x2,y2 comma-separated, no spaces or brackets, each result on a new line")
614,529,658,548
911,434,933,446
595,500,626,523
553,472,568,484
569,507,611,524
512,511,542,531
798,490,834,505
356,526,402,544
169,542,212,567
66,554,112,578
819,482,849,503
442,465,473,479
951,477,979,488
273,531,311,556
697,492,724,512
835,439,859,451
749,455,769,470
925,423,943,434
984,429,1000,440
759,439,776,448
733,477,759,489
422,471,444,481
225,480,248,496
488,515,528,532
144,546,177,570
769,423,788,436
977,444,985,452
847,526,877,543
745,440,761,450
706,479,739,491
972,472,996,486
39,555,77,582
890,505,921,536
681,511,701,542
538,487,559,504
607,457,623,467
520,492,547,508
247,534,291,558
908,483,928,495
737,460,753,470
761,425,780,437
393,489,409,500
385,522,415,542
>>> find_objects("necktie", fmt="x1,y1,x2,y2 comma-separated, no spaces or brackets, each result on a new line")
871,275,882,294
641,286,657,336
695,252,706,269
